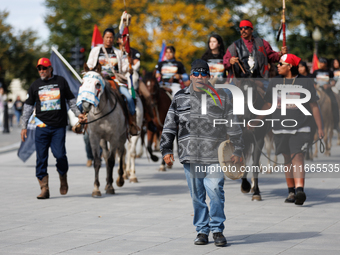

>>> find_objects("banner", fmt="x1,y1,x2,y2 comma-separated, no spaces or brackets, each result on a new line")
91,24,103,48
50,51,81,98
158,41,167,63
17,118,35,162
311,52,319,73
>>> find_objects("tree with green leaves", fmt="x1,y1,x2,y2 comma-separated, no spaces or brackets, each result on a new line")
44,0,114,63
44,0,241,71
253,0,340,61
0,10,42,91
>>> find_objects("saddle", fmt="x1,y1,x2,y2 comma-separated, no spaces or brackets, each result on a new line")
108,79,139,136
108,79,130,118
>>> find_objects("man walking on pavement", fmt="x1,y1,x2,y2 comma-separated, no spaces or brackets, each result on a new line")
223,20,288,80
160,59,244,246
249,54,324,205
20,58,86,199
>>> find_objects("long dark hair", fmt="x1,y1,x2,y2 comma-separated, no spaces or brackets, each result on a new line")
298,61,309,75
201,34,225,60
331,58,340,70
291,66,299,76
165,46,176,60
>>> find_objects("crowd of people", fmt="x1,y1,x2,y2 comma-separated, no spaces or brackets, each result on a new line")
161,19,338,246
5,17,338,248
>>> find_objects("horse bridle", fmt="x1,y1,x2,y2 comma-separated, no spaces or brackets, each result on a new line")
82,85,118,124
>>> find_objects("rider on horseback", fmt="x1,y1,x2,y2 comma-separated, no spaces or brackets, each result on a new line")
116,32,158,132
87,27,139,135
156,46,190,95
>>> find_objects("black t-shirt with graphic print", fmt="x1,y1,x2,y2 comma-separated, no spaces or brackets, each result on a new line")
202,53,226,78
121,47,141,68
312,69,334,86
264,75,318,133
25,75,75,127
157,60,186,84
130,48,141,61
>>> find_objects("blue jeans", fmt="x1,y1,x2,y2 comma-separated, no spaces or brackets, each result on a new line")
119,86,135,115
183,163,225,235
35,126,68,180
15,110,21,126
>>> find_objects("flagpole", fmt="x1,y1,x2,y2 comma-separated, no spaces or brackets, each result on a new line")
51,46,82,83
282,0,286,47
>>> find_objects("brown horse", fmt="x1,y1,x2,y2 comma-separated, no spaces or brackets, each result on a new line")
141,72,172,171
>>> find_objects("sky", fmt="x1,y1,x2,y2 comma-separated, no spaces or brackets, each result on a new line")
2,0,282,51
3,0,49,43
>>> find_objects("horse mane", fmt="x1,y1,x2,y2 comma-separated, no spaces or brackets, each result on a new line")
236,78,269,163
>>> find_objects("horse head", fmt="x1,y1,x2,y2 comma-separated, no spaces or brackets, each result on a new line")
143,71,160,97
77,63,106,113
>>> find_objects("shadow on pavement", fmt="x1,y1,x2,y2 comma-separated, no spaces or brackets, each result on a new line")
229,231,320,245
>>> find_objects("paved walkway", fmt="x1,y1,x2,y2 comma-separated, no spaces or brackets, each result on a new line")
0,126,21,154
0,130,340,254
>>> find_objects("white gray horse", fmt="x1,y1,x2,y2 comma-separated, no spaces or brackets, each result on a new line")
78,64,126,197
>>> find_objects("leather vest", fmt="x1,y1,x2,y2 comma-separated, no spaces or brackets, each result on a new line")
228,37,269,78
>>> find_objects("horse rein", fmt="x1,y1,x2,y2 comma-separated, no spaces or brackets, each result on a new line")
250,131,325,165
82,88,118,124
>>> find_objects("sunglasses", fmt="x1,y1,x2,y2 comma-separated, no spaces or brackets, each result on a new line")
278,62,290,66
192,71,209,77
240,26,251,31
37,66,49,71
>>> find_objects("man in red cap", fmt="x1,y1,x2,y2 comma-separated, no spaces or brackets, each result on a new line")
223,19,288,79
20,58,86,199
250,54,324,205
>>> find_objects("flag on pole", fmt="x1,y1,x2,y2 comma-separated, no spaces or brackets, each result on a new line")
91,25,103,48
158,41,167,63
17,117,36,162
311,52,319,73
50,51,81,97
122,26,131,54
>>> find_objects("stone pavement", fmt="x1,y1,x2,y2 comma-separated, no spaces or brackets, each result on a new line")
0,130,340,255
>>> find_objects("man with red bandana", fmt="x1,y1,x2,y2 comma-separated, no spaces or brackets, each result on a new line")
223,20,288,79
251,54,324,206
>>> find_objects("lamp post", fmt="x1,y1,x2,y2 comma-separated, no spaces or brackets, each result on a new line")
312,27,322,55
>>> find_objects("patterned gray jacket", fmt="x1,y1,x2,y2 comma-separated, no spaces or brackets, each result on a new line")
160,83,244,164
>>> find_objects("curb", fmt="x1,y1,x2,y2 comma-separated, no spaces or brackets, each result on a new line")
0,142,20,154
